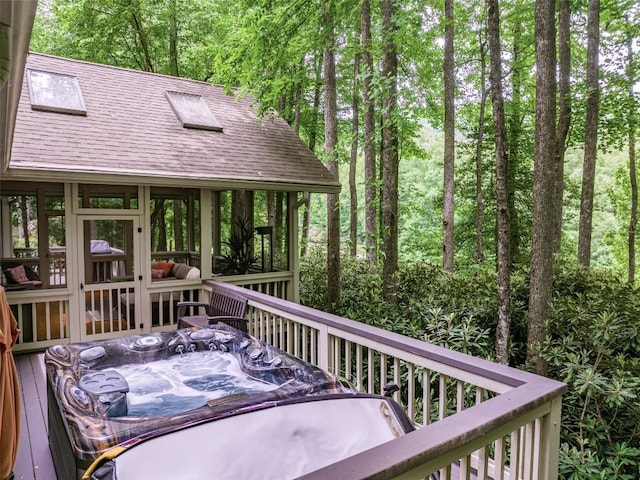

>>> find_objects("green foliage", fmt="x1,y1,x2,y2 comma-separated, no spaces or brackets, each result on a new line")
541,264,640,478
301,255,640,478
222,217,258,275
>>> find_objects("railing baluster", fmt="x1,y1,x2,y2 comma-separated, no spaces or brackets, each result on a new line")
439,374,447,420
44,302,51,340
491,438,504,480
380,352,388,396
356,344,363,392
310,326,317,366
407,363,415,419
523,422,534,479
459,453,471,480
423,368,431,426
345,339,352,383
393,357,401,404
532,417,542,480
510,428,521,480
293,320,300,358
367,348,374,394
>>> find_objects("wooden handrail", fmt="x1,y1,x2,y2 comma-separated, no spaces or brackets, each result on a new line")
207,280,567,479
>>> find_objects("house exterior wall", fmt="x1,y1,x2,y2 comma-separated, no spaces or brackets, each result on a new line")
2,180,301,351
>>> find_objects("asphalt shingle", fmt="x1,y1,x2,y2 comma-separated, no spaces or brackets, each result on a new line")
9,53,340,192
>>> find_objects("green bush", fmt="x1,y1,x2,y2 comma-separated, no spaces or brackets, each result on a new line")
541,265,640,478
299,255,640,478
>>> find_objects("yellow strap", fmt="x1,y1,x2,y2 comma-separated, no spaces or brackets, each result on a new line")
82,446,127,479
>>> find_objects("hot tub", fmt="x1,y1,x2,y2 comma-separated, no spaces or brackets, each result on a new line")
45,325,414,480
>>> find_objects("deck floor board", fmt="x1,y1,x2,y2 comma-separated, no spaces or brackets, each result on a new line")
13,353,56,480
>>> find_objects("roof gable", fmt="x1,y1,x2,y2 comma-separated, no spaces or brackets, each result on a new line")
8,53,339,193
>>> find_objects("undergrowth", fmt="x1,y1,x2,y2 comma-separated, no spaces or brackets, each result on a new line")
300,250,640,478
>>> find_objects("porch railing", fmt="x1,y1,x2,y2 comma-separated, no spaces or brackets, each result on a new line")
205,281,566,480
7,278,565,479
218,270,292,299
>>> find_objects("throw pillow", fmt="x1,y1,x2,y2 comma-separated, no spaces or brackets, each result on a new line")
151,269,164,280
23,265,41,281
155,261,175,278
185,267,201,280
8,265,29,283
174,263,192,280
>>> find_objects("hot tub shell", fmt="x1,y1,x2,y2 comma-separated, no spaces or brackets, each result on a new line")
46,326,413,479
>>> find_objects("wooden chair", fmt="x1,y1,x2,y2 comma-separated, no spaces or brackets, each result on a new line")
177,284,248,332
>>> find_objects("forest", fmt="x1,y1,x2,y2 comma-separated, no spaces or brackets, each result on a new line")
30,0,640,477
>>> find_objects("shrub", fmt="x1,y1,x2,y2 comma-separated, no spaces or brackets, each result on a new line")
541,265,640,478
300,255,640,478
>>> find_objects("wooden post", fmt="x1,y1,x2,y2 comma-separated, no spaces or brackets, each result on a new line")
538,396,562,480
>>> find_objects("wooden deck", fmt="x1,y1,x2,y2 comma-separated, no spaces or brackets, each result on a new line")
13,353,57,480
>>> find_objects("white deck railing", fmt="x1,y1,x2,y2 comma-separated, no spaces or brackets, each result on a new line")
207,281,566,480
8,278,565,479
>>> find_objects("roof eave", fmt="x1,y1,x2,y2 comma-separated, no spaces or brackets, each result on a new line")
2,167,342,194
0,0,37,173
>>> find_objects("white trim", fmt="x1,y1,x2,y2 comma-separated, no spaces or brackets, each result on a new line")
3,168,341,193
200,189,212,281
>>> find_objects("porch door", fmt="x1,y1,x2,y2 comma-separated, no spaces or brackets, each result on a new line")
77,216,141,341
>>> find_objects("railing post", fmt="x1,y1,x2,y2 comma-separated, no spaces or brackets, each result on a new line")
316,324,330,372
538,396,562,480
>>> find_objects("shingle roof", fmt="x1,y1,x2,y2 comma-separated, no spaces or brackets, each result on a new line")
7,53,340,193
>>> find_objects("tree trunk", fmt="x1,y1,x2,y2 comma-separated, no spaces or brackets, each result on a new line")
323,1,341,311
627,24,637,283
128,0,154,72
527,0,557,376
300,53,323,258
487,0,511,365
20,197,30,248
381,0,399,302
168,0,179,77
507,19,522,262
475,37,488,264
552,0,572,254
293,70,302,134
442,0,455,271
173,200,184,251
349,36,361,257
275,191,284,261
361,0,378,264
158,201,168,251
577,0,600,267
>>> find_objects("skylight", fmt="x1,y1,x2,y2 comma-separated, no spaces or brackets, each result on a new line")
165,91,223,132
27,69,87,115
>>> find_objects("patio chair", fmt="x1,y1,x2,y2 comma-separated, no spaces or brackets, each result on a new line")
177,284,248,332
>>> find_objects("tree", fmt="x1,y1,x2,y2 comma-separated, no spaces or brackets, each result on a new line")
168,0,179,76
323,0,341,311
349,28,361,257
506,8,524,263
552,0,572,254
301,54,324,258
626,21,637,282
577,0,601,267
381,0,399,301
527,0,557,375
475,35,488,264
361,0,378,264
443,0,455,271
487,0,511,364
